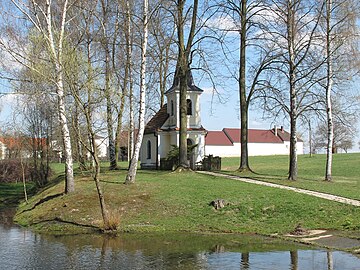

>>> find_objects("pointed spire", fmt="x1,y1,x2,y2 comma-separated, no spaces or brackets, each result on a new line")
166,66,203,94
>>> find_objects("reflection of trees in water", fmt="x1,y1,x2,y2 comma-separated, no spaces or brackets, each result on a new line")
24,231,342,269
241,252,250,270
327,251,333,270
85,234,208,270
290,251,298,270
212,244,225,253
1,212,356,270
0,207,16,229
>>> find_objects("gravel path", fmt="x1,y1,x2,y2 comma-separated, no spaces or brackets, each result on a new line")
198,171,360,207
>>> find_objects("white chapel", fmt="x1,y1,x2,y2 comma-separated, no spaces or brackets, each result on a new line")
140,72,206,169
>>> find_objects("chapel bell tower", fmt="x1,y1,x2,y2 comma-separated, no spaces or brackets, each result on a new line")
164,70,203,130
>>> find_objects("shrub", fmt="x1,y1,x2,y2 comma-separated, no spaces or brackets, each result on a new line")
0,159,53,186
0,159,30,183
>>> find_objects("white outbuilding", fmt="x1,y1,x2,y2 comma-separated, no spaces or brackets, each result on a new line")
205,127,304,157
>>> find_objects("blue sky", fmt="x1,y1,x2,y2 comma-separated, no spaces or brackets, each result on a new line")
199,85,278,131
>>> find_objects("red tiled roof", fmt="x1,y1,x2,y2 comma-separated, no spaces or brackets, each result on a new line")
250,129,284,143
223,128,284,144
272,128,303,142
160,127,207,132
222,128,240,143
205,128,303,146
0,137,47,149
205,131,233,146
115,130,139,148
144,104,169,134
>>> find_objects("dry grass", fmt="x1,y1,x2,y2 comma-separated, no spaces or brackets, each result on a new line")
104,210,121,231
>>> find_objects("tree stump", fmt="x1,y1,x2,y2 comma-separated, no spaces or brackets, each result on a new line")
290,224,308,235
209,199,226,210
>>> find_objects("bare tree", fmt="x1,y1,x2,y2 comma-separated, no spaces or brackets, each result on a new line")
314,115,357,154
65,32,114,229
147,0,177,109
259,0,322,180
126,0,135,164
216,0,277,172
174,0,199,170
115,0,132,165
125,0,149,184
100,0,116,170
71,81,113,230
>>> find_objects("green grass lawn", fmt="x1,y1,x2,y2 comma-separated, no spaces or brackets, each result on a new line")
221,153,360,200
0,182,36,206
14,168,360,235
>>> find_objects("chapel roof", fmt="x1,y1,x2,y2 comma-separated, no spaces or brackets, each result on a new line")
165,68,203,94
144,104,169,134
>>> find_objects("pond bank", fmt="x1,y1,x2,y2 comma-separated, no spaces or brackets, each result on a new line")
2,206,360,270
5,170,360,254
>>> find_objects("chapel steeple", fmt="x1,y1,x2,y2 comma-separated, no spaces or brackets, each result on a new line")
165,67,204,94
164,68,203,129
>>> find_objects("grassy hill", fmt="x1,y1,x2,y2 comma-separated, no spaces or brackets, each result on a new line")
12,153,360,235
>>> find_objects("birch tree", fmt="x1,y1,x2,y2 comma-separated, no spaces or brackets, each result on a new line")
125,0,149,184
2,0,76,192
319,0,359,180
324,0,334,181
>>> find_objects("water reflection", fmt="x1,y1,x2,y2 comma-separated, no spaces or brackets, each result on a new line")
290,251,298,270
241,252,249,269
327,251,334,270
1,208,360,270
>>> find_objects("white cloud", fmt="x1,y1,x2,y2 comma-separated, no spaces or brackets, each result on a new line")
0,93,19,120
202,86,215,95
205,15,240,33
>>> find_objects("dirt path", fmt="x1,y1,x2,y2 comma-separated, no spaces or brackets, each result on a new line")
198,171,360,207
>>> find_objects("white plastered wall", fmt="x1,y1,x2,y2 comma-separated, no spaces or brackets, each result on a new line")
140,133,157,167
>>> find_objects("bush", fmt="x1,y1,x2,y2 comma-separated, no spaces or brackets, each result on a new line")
0,159,52,186
0,159,31,183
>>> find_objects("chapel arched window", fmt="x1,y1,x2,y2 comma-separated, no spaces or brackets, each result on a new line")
186,99,192,115
147,140,151,159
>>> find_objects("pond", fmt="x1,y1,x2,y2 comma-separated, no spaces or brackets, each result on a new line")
1,207,359,270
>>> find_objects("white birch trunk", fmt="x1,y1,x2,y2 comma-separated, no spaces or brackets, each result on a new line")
20,156,28,204
325,0,334,181
127,0,135,162
45,0,74,192
57,72,75,192
125,0,148,184
287,0,298,181
9,0,74,192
